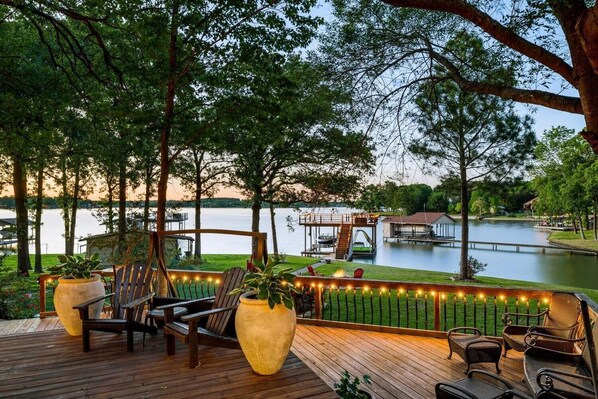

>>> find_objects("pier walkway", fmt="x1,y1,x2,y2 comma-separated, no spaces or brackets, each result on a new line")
385,236,598,256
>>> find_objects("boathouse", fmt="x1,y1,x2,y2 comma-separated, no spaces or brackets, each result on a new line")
383,212,456,241
80,231,193,266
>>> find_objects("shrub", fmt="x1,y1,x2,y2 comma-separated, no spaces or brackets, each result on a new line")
0,273,38,320
460,256,487,280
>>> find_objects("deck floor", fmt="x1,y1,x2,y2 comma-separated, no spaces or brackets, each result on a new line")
0,318,530,398
0,322,335,399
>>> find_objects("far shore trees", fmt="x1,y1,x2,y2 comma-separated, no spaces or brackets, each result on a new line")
533,126,598,240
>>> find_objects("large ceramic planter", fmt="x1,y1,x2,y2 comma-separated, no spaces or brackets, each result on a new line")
54,274,105,336
235,292,297,375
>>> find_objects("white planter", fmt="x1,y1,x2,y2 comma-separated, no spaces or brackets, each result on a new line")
54,274,105,336
235,292,296,375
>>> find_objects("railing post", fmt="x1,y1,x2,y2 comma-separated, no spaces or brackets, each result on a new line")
434,292,441,331
314,285,324,320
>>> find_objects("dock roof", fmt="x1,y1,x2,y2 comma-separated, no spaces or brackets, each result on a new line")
383,212,456,225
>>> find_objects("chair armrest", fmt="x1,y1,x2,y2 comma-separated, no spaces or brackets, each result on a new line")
529,323,580,334
536,367,595,396
447,327,482,338
502,310,547,325
121,292,155,310
467,369,513,389
73,293,114,310
156,296,215,311
181,306,236,323
434,382,478,399
524,331,585,348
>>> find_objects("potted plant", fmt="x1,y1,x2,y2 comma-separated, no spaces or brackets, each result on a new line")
47,254,105,336
334,370,373,399
230,259,299,375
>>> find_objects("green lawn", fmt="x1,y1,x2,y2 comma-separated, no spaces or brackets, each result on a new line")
312,262,598,304
548,230,598,251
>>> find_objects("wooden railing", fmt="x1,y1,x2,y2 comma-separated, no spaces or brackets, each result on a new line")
292,276,558,338
39,270,578,339
299,213,377,226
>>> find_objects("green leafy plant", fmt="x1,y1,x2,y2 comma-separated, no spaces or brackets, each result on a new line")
334,370,372,399
459,255,487,280
229,259,299,309
47,253,102,279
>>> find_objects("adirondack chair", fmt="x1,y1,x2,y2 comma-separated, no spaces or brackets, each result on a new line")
161,267,246,368
74,263,157,352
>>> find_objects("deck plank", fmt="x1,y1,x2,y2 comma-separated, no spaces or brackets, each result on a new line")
0,327,335,399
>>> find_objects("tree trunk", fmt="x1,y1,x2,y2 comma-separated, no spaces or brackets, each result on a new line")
251,197,261,254
594,199,598,240
67,165,80,255
579,213,586,239
60,161,71,255
13,155,30,276
106,176,114,234
143,166,151,232
117,158,127,254
34,162,44,273
459,167,469,280
156,0,179,296
194,166,202,259
270,203,279,256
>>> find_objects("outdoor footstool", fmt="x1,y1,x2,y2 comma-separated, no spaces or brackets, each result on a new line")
448,327,502,373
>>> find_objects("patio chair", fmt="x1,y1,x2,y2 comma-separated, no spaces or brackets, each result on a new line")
353,268,364,279
502,292,581,357
436,370,532,399
161,267,245,368
74,263,157,352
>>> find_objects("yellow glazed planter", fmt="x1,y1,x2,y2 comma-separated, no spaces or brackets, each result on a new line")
235,292,297,375
54,274,104,336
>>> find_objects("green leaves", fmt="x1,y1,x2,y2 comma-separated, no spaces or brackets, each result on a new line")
230,260,299,310
334,370,372,399
47,253,102,279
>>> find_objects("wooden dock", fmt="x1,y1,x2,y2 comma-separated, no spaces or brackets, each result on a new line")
385,236,598,256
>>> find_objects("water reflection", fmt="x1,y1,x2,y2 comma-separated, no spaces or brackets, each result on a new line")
354,219,598,290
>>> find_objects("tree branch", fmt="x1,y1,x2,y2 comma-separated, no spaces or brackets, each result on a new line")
380,0,576,85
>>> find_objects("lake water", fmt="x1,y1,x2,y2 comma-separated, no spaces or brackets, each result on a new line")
2,208,597,290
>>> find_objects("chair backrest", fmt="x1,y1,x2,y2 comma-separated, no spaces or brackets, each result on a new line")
545,292,581,338
205,267,246,336
307,265,316,276
112,263,154,322
353,268,364,279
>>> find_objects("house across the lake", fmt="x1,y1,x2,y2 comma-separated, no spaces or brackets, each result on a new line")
382,212,456,241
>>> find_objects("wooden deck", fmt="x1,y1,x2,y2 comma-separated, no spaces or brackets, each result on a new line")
0,318,530,398
0,320,335,399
